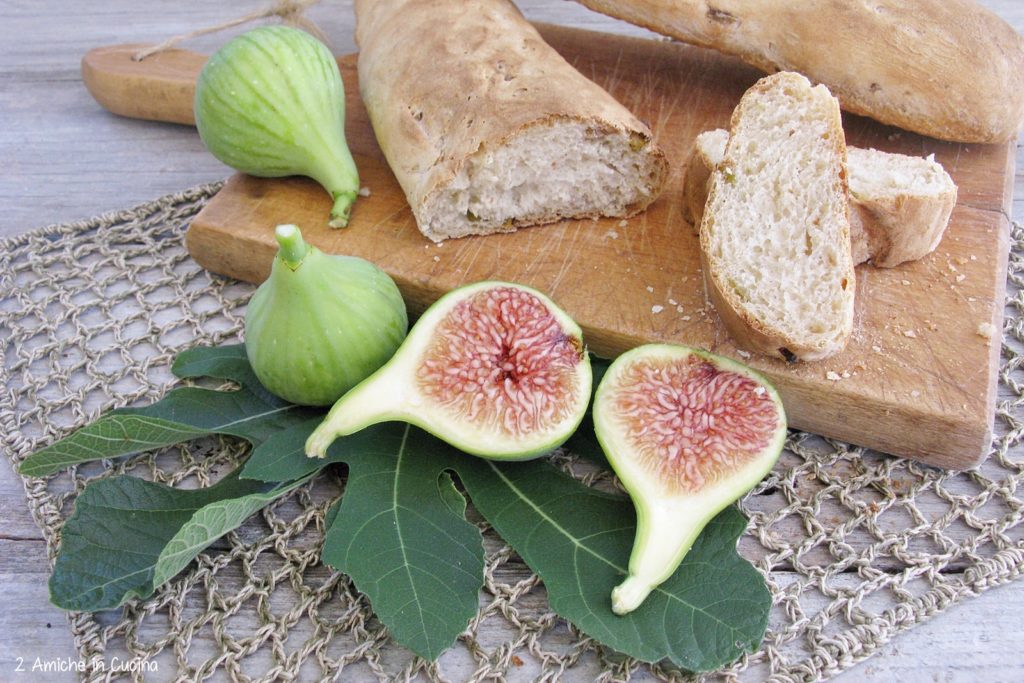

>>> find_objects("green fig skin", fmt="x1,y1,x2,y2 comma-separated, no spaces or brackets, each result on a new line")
593,344,786,615
194,26,360,227
245,225,408,406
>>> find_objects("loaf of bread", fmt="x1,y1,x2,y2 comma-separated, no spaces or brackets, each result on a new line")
701,72,855,362
685,130,957,268
354,0,669,242
573,0,1024,144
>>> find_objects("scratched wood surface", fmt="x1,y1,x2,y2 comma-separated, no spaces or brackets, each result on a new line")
171,25,1012,470
2,2,1024,682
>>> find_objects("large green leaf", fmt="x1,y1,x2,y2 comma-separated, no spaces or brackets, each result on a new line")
50,470,311,612
19,345,315,477
320,424,485,661
245,412,768,669
35,345,770,670
456,457,770,672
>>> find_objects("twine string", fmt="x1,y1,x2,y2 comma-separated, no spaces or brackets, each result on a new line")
132,0,324,62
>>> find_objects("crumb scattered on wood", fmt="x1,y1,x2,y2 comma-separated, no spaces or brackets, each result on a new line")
826,371,842,381
432,255,440,262
901,279,911,286
902,329,917,338
977,322,995,339
618,219,628,228
605,230,619,239
646,285,654,293
651,305,664,314
358,187,372,197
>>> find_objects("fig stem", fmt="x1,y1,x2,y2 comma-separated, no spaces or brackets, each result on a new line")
275,224,309,270
328,190,358,228
611,576,654,616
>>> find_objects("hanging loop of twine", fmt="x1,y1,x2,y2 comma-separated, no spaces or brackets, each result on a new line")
132,0,325,62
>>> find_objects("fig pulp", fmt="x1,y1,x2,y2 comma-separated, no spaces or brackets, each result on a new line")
593,344,786,615
306,281,592,460
245,225,408,406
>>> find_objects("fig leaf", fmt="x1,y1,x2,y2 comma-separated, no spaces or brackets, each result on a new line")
456,456,770,672
33,344,770,669
49,470,312,612
320,424,486,661
18,345,316,477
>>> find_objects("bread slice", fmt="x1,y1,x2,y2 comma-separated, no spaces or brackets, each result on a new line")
355,0,669,242
685,130,957,268
846,147,957,268
700,72,855,362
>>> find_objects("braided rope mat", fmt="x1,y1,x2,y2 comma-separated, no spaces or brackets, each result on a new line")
2,183,1023,682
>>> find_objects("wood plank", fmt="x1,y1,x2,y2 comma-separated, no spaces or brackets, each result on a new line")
175,25,1013,469
1,1,1023,682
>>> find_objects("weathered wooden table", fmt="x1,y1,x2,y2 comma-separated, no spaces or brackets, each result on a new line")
2,1,1022,680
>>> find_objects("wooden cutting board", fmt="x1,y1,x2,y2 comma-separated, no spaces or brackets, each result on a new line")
82,25,1013,469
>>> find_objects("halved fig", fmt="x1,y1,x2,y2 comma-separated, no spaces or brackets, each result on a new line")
306,281,592,460
594,344,786,615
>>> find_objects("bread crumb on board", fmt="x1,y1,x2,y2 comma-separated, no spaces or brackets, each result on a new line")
605,230,619,239
618,219,628,228
977,322,996,339
432,255,440,262
826,371,842,381
651,304,664,314
646,285,654,293
902,329,917,338
358,187,372,197
911,390,921,398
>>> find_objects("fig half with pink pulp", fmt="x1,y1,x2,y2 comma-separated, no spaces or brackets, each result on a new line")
594,344,786,615
306,281,592,460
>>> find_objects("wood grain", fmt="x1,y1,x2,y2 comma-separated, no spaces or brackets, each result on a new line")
85,25,1012,469
3,2,1023,681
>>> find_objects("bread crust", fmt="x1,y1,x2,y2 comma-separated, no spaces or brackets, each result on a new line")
355,0,668,241
574,0,1024,144
685,131,957,268
700,72,855,362
852,179,957,268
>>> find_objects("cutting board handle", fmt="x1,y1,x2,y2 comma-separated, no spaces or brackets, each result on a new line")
81,44,208,126
81,44,354,127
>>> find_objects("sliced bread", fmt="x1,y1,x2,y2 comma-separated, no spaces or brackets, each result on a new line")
700,72,855,362
685,130,957,268
355,0,669,242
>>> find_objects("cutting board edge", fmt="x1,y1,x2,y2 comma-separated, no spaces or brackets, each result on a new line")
187,195,997,468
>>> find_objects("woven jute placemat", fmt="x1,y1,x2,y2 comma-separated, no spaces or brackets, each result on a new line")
2,184,1023,682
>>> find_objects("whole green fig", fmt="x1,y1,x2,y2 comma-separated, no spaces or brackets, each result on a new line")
245,225,408,406
194,26,360,227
